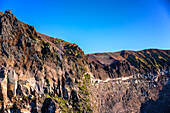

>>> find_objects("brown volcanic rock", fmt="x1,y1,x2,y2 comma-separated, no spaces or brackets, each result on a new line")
0,10,169,113
0,10,90,112
88,49,170,80
90,74,169,113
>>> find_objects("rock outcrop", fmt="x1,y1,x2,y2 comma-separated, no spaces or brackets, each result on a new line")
0,10,169,113
0,10,90,112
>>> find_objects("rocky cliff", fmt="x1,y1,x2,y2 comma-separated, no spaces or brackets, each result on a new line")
87,50,170,113
0,10,169,113
88,49,169,79
0,10,90,113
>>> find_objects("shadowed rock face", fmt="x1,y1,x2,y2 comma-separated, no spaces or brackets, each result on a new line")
41,98,56,113
140,80,170,113
0,10,169,112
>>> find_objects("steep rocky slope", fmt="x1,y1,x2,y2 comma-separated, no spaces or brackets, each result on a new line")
88,50,170,113
88,49,169,80
0,10,90,112
0,10,169,113
90,74,169,113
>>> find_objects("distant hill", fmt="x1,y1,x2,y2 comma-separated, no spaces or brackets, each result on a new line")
88,49,170,79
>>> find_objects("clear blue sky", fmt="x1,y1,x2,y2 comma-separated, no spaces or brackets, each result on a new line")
0,0,170,54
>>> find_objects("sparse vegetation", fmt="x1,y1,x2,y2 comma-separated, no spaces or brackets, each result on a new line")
74,73,92,112
0,11,4,16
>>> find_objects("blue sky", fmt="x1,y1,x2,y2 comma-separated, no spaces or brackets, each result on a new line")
0,0,170,54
